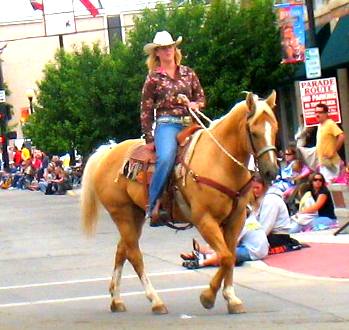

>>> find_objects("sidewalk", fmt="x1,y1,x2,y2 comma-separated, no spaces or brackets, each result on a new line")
249,228,349,280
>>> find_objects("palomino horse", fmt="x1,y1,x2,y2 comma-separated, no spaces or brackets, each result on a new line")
81,91,279,314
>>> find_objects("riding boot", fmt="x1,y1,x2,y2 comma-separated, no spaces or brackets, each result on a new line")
146,200,167,227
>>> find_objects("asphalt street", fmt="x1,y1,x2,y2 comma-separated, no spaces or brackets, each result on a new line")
1,189,349,330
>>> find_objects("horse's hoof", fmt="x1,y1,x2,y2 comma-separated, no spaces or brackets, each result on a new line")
110,300,127,313
228,303,245,314
152,304,168,315
200,289,215,309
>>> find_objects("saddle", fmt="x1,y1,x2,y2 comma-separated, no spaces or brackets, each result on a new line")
124,124,201,222
127,124,201,184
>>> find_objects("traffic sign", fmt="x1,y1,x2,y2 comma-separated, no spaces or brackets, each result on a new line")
0,90,5,103
305,48,321,79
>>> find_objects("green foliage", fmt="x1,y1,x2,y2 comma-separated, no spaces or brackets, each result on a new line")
25,0,293,155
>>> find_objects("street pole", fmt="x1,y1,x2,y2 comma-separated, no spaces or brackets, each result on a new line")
0,55,10,171
305,0,317,47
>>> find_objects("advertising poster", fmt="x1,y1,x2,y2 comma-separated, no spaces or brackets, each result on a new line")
275,3,305,64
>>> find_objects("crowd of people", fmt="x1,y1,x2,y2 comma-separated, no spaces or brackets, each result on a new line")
0,143,83,195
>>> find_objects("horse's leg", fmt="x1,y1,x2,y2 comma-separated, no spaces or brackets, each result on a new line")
222,210,246,314
109,240,127,312
112,206,168,315
195,216,234,310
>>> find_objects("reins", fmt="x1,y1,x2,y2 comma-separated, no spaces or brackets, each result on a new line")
186,104,247,169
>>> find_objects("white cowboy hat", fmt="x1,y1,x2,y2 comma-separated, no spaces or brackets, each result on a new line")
144,31,182,54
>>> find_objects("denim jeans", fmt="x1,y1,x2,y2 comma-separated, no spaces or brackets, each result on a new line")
148,120,183,213
236,245,252,264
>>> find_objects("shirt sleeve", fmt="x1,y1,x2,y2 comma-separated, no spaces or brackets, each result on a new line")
329,120,343,137
140,74,156,143
190,70,205,110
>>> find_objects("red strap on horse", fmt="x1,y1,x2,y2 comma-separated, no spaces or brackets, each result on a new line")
193,175,254,200
180,159,254,201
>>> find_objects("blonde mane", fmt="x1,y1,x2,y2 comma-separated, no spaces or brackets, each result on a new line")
209,94,277,130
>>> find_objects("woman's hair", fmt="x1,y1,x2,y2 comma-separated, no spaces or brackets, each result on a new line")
292,159,303,172
252,173,268,187
145,47,182,71
309,172,326,186
285,146,296,156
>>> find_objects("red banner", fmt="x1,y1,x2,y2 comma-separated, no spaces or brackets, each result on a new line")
80,0,99,17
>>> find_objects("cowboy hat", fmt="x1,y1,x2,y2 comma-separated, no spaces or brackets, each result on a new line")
144,31,182,54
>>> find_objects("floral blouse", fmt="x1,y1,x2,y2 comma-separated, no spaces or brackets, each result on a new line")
140,65,205,143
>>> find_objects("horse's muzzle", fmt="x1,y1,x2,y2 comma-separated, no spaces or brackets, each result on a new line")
260,165,279,183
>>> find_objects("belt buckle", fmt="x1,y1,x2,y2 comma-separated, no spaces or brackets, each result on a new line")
182,116,192,126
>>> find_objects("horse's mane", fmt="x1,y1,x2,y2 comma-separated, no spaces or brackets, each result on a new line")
209,94,277,130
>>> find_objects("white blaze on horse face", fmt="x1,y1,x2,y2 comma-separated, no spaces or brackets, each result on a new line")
264,121,276,163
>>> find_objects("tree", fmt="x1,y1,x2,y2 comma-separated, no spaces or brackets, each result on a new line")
24,43,141,156
24,0,293,155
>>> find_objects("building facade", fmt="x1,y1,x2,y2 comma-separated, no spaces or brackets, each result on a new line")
277,0,349,162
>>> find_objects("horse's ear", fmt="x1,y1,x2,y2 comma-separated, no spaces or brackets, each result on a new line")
266,90,276,109
246,92,256,117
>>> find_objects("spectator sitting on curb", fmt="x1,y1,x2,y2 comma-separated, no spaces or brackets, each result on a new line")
181,206,269,269
289,172,338,232
252,174,304,248
45,164,72,195
39,162,56,193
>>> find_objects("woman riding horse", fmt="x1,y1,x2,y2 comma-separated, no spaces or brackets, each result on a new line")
141,31,205,227
81,90,278,315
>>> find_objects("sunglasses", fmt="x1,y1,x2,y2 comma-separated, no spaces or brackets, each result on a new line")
316,111,327,115
313,178,323,182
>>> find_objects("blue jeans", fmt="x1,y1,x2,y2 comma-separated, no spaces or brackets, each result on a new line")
148,120,183,213
312,216,337,231
236,245,252,264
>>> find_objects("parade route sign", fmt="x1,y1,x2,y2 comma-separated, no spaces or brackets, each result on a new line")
299,77,341,126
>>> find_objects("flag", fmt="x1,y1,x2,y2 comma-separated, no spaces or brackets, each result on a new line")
30,0,43,11
79,0,100,17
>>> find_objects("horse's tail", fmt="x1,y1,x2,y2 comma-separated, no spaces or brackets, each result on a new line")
80,152,101,236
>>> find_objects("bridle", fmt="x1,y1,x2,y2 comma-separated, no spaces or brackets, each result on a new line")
246,115,277,168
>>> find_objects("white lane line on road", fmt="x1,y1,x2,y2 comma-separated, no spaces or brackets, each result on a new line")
0,270,197,290
0,285,208,308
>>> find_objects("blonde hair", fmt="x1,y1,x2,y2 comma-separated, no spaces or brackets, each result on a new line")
145,47,182,71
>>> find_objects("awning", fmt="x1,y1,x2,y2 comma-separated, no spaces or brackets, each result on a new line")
321,15,349,70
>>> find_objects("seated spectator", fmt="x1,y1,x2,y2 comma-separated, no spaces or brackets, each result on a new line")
289,172,338,232
181,208,269,269
252,175,291,235
273,147,297,192
21,143,31,163
46,165,72,195
11,158,35,190
251,174,305,249
31,150,43,175
39,162,55,193
283,158,313,215
12,146,22,170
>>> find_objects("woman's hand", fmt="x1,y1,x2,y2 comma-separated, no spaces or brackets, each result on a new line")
188,102,200,112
